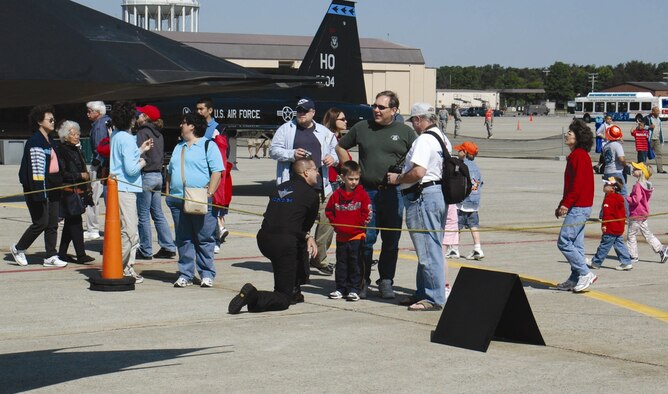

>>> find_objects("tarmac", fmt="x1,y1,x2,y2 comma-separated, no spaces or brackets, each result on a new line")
1,116,668,393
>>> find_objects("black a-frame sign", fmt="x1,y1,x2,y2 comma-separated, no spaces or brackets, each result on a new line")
431,267,545,352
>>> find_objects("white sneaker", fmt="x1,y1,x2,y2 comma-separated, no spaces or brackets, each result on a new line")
329,290,343,299
346,292,360,301
174,277,193,287
573,272,597,292
200,277,213,287
465,250,484,260
10,244,28,266
586,257,601,270
660,246,668,263
615,264,633,271
83,231,101,241
43,255,67,267
214,245,221,254
123,266,144,284
445,247,460,259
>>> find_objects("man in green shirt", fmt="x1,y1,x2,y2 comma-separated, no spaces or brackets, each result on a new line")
336,90,416,299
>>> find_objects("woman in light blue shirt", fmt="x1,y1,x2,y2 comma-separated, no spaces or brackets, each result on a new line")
109,101,153,283
166,113,223,288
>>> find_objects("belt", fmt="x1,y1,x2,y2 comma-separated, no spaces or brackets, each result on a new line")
400,181,441,196
62,187,84,194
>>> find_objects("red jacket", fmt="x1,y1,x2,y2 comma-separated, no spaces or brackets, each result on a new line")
601,192,625,236
210,132,233,207
560,148,594,209
325,185,372,241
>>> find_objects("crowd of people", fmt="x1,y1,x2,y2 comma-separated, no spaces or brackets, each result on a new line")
556,109,665,293
8,92,665,313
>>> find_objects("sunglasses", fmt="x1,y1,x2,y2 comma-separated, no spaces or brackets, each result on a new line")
371,104,392,111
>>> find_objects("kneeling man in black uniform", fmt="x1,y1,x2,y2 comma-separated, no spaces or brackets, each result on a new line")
229,158,320,313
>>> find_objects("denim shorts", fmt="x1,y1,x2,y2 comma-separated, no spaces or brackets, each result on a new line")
458,210,479,229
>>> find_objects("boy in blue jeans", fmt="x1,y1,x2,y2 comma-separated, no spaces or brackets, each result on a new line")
325,161,372,301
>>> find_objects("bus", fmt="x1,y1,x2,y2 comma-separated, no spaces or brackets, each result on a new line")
574,92,668,123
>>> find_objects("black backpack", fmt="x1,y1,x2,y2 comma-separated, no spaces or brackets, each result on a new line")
424,130,472,204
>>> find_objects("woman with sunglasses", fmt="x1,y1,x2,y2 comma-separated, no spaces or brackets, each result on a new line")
11,105,67,267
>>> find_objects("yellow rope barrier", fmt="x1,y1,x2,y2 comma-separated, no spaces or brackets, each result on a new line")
1,176,664,235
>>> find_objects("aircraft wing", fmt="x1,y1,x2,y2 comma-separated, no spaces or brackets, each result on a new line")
0,0,321,109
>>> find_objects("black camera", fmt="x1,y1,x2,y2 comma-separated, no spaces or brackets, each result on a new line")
382,163,403,187
105,120,113,129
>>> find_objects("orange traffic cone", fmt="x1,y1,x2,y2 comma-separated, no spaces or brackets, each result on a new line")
102,176,123,279
89,175,135,291
517,120,521,131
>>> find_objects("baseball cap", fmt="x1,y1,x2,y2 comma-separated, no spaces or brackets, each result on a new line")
296,98,315,112
136,105,161,121
602,176,622,192
454,141,479,156
408,103,435,120
631,162,651,180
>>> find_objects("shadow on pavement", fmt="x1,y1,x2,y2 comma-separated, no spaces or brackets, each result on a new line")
0,346,232,392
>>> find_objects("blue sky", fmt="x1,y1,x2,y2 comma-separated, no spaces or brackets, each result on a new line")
73,0,668,69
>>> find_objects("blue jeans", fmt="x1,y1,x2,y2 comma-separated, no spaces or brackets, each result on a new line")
166,195,182,232
364,186,404,284
557,206,592,282
404,186,447,305
592,233,631,267
175,199,218,281
137,172,176,255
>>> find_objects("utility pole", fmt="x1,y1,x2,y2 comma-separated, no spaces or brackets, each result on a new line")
542,69,550,79
588,73,598,92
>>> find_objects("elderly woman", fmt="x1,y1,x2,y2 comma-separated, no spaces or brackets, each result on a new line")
11,105,66,267
555,119,596,293
166,113,223,288
56,121,95,264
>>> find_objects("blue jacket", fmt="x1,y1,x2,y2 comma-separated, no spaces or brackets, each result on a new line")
269,119,338,196
90,114,111,162
457,158,483,211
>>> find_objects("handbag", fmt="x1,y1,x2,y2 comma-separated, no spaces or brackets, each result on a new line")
181,146,208,215
61,191,85,217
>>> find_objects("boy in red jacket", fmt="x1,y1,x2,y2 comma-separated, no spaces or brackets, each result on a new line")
588,177,633,270
325,161,372,301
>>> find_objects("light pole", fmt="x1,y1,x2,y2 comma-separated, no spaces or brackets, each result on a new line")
588,73,598,92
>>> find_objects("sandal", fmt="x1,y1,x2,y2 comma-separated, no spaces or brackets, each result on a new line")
407,300,443,312
399,295,419,306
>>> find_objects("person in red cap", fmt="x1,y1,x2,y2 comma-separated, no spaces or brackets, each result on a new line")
452,141,484,260
134,104,177,261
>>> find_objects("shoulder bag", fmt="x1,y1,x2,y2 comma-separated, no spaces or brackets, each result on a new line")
181,145,209,215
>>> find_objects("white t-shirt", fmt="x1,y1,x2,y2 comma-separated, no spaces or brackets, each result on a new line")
400,126,452,190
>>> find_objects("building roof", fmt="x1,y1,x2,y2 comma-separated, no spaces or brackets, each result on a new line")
608,81,668,91
158,31,425,65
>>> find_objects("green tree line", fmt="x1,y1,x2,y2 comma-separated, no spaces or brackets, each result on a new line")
437,61,668,107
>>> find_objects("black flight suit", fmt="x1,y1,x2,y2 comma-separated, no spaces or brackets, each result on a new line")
249,175,320,312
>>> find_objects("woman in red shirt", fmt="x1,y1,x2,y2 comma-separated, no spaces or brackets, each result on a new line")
555,119,596,293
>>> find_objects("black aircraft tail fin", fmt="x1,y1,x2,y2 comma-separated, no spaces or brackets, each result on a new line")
297,1,366,105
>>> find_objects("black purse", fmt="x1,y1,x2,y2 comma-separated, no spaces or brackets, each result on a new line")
61,191,85,217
